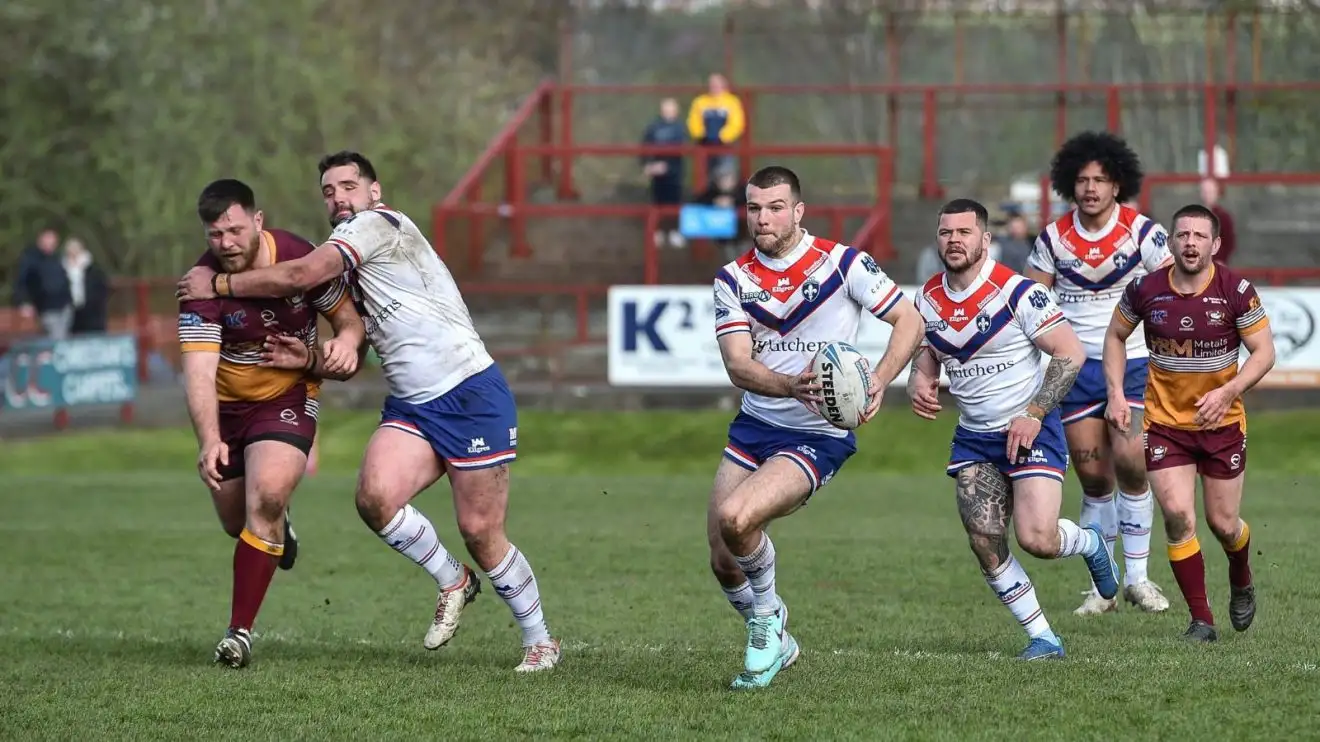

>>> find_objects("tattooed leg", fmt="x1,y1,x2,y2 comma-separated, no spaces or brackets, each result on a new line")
955,464,1014,572
957,463,1061,649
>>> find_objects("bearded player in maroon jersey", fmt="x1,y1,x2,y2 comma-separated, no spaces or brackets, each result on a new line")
1102,203,1276,643
179,179,365,667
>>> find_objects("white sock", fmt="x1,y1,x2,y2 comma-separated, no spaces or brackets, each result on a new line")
377,504,465,590
1079,492,1118,558
734,533,779,616
486,544,551,646
1117,488,1154,585
985,555,1056,641
721,581,756,620
1056,518,1102,558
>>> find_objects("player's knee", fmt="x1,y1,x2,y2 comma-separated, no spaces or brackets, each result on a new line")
1205,510,1239,545
455,509,503,549
715,499,756,543
354,487,396,532
1074,466,1114,499
1111,451,1147,493
1162,510,1196,542
1015,529,1057,560
966,532,1009,572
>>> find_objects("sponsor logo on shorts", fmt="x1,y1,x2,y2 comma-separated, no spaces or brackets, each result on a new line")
468,437,490,455
279,408,299,425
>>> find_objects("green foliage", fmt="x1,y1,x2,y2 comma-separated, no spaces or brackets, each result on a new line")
0,0,562,276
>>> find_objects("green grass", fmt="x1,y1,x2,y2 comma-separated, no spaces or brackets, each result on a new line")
3,409,1320,740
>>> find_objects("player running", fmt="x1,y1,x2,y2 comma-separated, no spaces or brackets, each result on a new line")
1024,131,1173,616
179,179,365,668
908,199,1118,660
177,152,561,672
1103,204,1275,643
710,166,924,690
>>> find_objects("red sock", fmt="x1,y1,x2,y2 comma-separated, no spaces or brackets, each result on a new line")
1224,521,1253,589
231,529,282,631
1168,536,1214,625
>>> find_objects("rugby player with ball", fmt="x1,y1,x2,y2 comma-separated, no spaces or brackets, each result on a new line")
708,166,924,689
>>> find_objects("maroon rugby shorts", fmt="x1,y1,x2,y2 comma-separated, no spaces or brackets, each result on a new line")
217,384,317,481
1144,420,1246,480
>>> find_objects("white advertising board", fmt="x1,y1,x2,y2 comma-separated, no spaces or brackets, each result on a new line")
607,284,1320,390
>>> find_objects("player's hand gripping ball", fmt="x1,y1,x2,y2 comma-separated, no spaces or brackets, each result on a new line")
811,341,872,430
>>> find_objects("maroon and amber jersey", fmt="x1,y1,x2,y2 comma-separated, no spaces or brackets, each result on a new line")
178,229,349,403
1115,265,1269,432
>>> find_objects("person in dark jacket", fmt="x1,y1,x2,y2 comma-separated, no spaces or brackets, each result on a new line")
62,237,110,334
642,98,689,248
13,228,73,339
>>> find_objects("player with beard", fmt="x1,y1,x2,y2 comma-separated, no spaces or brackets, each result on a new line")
1104,204,1275,642
179,179,364,667
908,199,1117,660
710,166,924,688
1024,131,1173,616
177,152,561,672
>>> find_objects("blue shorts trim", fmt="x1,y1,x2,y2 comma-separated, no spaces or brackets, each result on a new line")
1061,357,1147,425
723,412,856,494
947,410,1069,483
379,364,518,470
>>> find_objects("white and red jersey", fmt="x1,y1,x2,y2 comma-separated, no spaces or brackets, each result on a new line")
327,205,493,404
916,260,1067,432
1027,204,1169,360
712,231,905,438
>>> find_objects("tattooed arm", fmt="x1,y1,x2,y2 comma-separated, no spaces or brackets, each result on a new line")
1025,323,1085,420
955,464,1015,573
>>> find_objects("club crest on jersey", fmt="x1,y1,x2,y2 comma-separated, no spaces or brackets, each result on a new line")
1113,253,1129,268
801,279,820,302
975,312,992,334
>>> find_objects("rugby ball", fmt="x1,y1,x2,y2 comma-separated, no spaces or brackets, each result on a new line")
811,341,873,430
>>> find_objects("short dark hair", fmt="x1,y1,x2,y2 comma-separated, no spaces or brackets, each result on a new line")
318,150,378,183
937,198,989,231
197,179,256,224
1050,130,1144,203
747,166,801,201
1171,203,1220,238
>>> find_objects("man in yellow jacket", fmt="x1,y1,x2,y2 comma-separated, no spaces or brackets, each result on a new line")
687,74,746,184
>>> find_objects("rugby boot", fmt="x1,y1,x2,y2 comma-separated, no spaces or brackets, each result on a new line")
1123,580,1170,613
1182,619,1218,643
731,632,799,690
1073,587,1118,616
1081,523,1120,600
423,566,481,650
1229,584,1256,632
1018,635,1066,661
743,602,787,675
214,627,253,668
515,638,562,673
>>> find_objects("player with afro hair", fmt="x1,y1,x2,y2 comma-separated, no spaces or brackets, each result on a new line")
1049,131,1145,213
1024,130,1175,619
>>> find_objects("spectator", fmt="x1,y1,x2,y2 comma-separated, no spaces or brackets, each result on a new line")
63,237,110,334
641,97,689,249
13,228,73,339
1200,178,1237,264
995,213,1034,272
693,165,749,261
686,73,745,184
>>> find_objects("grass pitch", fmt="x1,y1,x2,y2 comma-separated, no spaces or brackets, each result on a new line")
2,407,1320,740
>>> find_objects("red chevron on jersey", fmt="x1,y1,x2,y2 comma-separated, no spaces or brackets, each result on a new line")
736,239,835,298
1052,206,1141,269
921,263,1016,328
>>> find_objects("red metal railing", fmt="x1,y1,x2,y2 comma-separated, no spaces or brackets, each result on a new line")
435,142,893,278
553,81,1320,202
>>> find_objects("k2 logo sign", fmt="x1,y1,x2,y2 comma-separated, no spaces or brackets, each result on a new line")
621,299,697,352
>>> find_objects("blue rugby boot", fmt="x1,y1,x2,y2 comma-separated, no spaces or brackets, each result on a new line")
731,631,799,690
1081,522,1120,600
743,602,786,675
1018,634,1065,661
